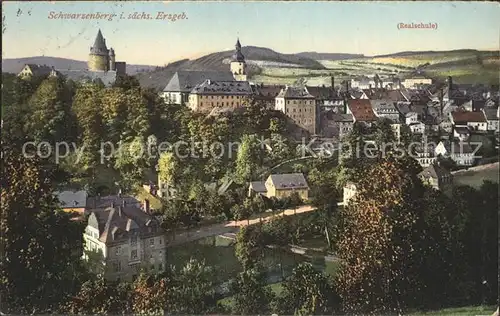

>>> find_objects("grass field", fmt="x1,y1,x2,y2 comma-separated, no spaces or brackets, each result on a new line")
251,50,499,86
454,164,499,188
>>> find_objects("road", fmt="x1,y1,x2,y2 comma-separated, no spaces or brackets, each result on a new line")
166,203,342,247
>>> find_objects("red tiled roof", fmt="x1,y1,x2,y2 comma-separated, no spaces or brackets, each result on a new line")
347,99,377,122
451,110,487,123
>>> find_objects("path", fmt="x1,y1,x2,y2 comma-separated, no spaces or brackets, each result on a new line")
166,204,321,247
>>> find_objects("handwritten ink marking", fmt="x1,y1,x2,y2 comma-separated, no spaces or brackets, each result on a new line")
397,22,438,30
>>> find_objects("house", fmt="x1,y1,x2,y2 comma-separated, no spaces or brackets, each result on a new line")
405,112,419,125
188,79,253,113
55,190,89,215
435,141,475,166
320,111,354,139
371,100,400,121
346,99,377,124
418,163,453,194
450,110,487,132
83,201,165,282
249,173,309,200
481,108,499,133
275,86,317,135
409,122,425,134
251,84,285,109
307,82,344,112
402,76,433,89
350,76,377,90
248,181,268,197
342,182,357,206
453,126,471,141
161,70,235,105
18,64,54,78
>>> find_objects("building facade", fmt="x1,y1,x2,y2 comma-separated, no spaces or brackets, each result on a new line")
83,201,166,282
275,86,317,135
188,79,253,112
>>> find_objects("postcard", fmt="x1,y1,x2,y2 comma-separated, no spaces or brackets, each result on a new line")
1,1,499,315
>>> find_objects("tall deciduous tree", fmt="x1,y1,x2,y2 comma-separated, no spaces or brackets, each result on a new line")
231,265,273,315
273,263,339,315
1,148,85,313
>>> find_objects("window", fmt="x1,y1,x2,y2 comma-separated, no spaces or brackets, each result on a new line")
151,264,155,270
159,238,162,245
159,263,164,270
131,235,137,246
200,102,203,106
115,246,122,256
131,250,138,260
293,109,296,113
150,238,155,246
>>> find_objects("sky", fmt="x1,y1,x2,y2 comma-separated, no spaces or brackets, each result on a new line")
2,1,500,66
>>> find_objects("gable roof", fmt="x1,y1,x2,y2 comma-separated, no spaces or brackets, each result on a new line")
482,108,499,121
305,86,340,100
162,70,235,92
268,173,309,190
249,181,267,193
23,64,53,76
191,79,252,95
89,205,161,244
347,99,377,122
277,86,315,99
451,110,487,124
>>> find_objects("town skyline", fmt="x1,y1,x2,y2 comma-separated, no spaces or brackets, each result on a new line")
2,1,500,65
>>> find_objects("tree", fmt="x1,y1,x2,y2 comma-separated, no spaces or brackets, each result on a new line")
114,136,150,191
72,84,105,172
157,152,180,186
273,263,339,315
335,157,426,314
0,148,86,313
25,76,75,143
169,258,217,314
235,134,260,184
64,279,131,314
131,274,170,316
235,226,264,270
231,265,273,315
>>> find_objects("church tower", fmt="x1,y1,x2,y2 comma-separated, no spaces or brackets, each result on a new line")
230,38,247,81
88,29,110,71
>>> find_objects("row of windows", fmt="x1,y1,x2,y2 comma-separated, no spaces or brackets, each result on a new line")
286,108,314,113
199,102,240,108
277,99,315,105
295,118,314,124
201,95,242,99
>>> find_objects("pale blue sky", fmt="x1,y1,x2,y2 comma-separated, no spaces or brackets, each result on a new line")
2,1,500,65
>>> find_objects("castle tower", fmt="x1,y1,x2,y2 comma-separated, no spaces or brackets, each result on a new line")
108,48,116,71
88,29,109,71
230,38,247,81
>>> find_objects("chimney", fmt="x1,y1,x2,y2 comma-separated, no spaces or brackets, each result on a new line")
143,199,150,213
447,76,453,90
331,76,335,89
439,89,444,116
118,205,122,217
369,84,372,90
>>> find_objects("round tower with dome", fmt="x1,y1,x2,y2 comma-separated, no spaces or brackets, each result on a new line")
230,38,247,81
